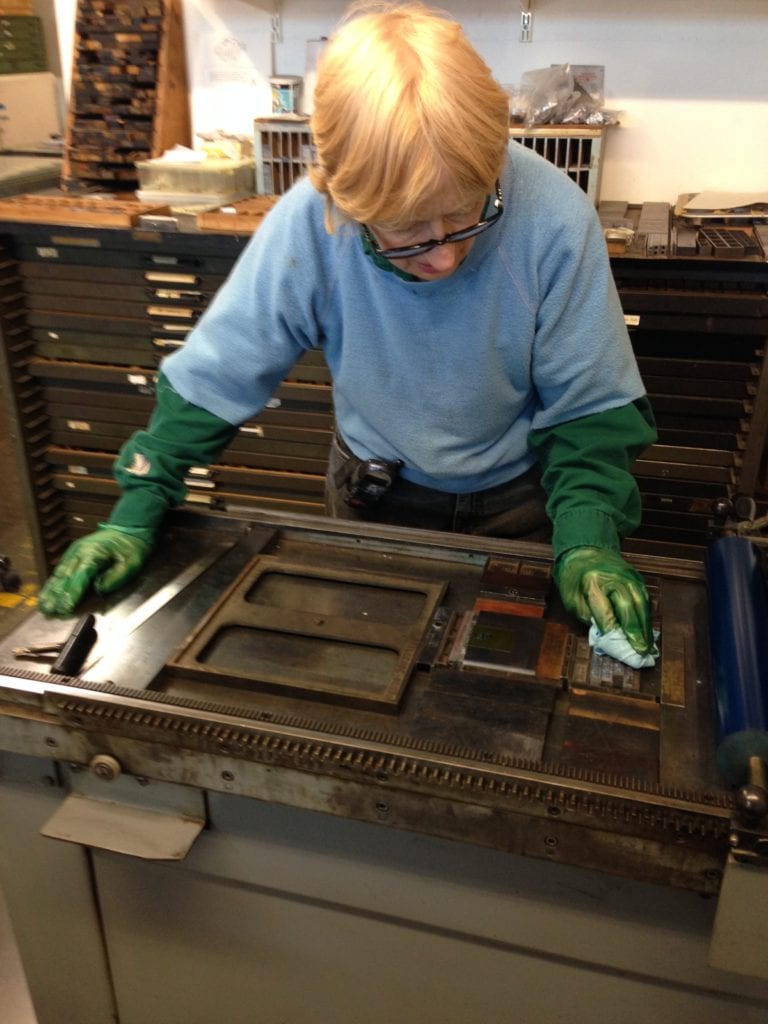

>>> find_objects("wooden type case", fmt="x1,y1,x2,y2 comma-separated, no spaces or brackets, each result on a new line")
63,0,191,193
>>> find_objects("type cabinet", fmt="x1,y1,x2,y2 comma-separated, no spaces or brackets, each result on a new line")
0,221,331,575
2,220,768,576
612,256,768,559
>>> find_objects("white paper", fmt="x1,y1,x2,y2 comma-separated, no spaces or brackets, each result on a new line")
683,190,768,211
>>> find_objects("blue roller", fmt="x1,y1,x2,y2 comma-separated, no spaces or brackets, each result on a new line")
705,535,768,786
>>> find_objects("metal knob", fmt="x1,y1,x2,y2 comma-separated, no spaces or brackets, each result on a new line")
735,784,768,823
89,754,122,782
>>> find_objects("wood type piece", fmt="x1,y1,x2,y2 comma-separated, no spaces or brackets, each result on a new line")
196,196,279,234
0,193,170,227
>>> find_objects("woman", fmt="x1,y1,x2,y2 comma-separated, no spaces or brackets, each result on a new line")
39,2,657,665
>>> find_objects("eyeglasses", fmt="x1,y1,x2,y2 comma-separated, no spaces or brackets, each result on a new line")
362,181,504,260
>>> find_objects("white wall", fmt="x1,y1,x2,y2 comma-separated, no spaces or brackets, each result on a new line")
53,0,768,204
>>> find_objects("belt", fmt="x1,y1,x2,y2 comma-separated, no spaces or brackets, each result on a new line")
334,432,539,500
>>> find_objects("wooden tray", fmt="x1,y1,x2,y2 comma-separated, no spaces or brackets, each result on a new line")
196,196,279,234
0,194,171,227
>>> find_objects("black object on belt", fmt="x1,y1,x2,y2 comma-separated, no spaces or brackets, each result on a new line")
335,434,404,509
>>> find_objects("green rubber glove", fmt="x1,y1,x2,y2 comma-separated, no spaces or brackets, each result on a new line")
553,546,654,656
37,524,154,617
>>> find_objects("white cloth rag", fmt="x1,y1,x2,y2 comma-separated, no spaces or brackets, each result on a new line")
588,621,660,670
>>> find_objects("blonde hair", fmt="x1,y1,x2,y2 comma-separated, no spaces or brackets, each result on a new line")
308,2,509,230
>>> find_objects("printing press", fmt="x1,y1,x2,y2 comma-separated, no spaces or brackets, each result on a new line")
2,191,768,1023
1,507,767,1023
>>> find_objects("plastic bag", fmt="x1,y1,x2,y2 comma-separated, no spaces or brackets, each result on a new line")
521,64,579,126
512,64,620,127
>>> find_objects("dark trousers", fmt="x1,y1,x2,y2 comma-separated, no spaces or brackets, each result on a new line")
325,434,552,541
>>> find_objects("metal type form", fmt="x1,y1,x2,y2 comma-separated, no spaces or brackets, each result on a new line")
0,508,749,898
697,228,749,259
635,202,670,256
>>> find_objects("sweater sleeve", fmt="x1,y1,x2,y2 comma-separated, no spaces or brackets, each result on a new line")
107,371,239,533
528,396,657,560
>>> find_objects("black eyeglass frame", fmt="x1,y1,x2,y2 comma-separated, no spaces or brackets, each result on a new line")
362,180,504,260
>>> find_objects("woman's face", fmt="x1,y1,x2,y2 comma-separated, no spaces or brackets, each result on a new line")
367,185,487,282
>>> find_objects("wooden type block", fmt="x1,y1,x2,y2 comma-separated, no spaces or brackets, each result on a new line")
473,555,552,618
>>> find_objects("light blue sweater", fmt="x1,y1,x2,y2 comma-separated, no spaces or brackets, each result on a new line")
163,141,645,494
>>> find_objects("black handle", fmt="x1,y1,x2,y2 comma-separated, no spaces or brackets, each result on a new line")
51,613,98,677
